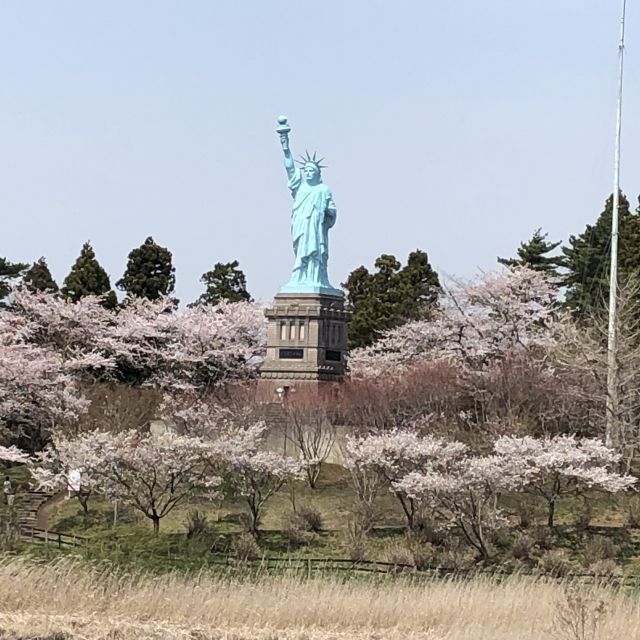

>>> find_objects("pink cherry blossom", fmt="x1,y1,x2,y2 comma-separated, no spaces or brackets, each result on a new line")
350,267,558,378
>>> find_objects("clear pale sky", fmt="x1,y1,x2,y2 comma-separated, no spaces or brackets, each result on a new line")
1,1,639,304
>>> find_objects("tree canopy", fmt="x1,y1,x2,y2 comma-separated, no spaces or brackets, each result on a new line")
117,237,176,301
23,257,59,293
192,260,251,306
61,242,117,309
343,250,440,349
498,228,562,277
562,193,640,319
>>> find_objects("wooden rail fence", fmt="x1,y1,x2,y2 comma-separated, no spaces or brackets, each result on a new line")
16,528,640,587
19,525,88,549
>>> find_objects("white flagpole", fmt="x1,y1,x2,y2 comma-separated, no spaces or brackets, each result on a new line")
606,0,627,448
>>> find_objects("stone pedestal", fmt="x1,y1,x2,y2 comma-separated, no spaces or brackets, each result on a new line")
257,293,349,399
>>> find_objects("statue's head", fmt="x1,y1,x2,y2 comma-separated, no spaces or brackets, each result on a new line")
303,162,321,184
297,151,326,185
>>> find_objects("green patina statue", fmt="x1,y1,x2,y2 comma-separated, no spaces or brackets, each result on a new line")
277,116,341,296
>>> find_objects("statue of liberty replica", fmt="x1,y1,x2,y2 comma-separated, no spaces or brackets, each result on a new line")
258,116,349,397
277,116,340,295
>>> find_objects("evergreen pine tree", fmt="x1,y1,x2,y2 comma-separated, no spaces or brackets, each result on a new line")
116,236,176,301
0,257,28,304
562,193,640,318
62,242,117,309
23,257,59,293
498,228,562,277
191,260,251,306
343,250,440,349
342,265,376,350
397,250,441,320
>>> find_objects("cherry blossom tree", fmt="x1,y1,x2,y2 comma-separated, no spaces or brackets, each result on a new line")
395,454,524,561
3,289,116,376
84,295,266,389
128,396,302,537
344,426,467,530
32,429,223,534
3,288,267,392
494,435,636,528
0,341,88,450
216,421,304,536
350,267,558,378
283,397,336,489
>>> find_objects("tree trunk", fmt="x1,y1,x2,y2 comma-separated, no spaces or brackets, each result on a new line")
395,493,414,530
152,515,160,535
547,499,556,529
77,493,90,525
248,500,261,538
307,464,320,490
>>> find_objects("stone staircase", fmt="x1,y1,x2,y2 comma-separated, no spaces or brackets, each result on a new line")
14,489,54,531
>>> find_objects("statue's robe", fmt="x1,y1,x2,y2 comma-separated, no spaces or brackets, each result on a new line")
287,169,336,287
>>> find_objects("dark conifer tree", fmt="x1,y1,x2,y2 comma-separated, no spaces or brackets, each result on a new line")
191,260,251,306
562,193,640,319
498,228,562,277
62,242,117,309
117,237,176,301
23,257,59,293
343,250,440,349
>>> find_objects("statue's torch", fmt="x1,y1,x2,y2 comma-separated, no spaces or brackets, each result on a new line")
277,115,291,151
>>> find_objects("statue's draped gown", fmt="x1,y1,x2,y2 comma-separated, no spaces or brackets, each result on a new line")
287,169,336,288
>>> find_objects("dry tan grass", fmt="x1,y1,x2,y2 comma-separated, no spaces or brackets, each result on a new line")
0,558,639,639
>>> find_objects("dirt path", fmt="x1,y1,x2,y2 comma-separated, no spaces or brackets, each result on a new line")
36,492,64,529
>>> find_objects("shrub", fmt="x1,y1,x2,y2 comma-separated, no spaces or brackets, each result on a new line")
282,512,315,549
341,519,368,562
435,547,475,572
511,533,535,561
381,536,435,570
514,500,538,529
540,549,573,577
488,527,512,553
0,512,22,553
381,539,414,569
553,585,608,640
581,536,619,567
184,509,212,540
349,499,381,535
412,512,446,546
296,504,323,532
231,533,260,562
532,525,554,551
586,559,623,577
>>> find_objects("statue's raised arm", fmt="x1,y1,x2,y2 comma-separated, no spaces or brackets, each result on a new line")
275,115,341,296
277,116,296,180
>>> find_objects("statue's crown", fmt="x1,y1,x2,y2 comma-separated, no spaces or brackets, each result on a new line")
296,150,327,169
